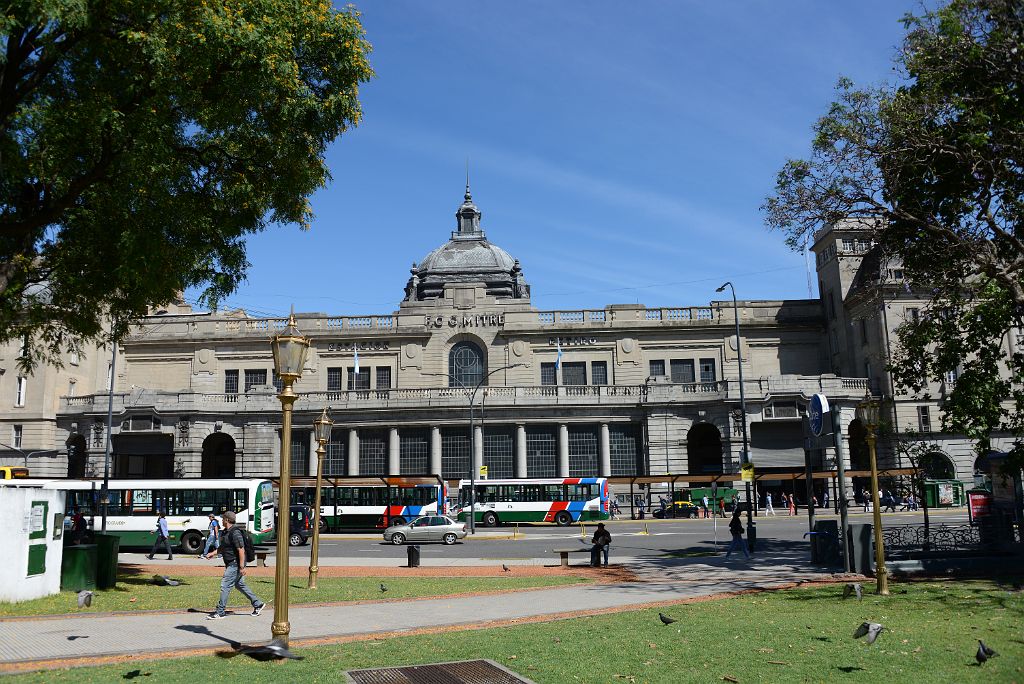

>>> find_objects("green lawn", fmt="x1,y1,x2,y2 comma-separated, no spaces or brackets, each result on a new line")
9,579,1023,683
0,575,588,617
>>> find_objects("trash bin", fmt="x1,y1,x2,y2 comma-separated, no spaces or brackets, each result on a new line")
93,533,120,589
747,519,757,553
61,544,97,591
813,520,840,567
407,545,420,568
847,523,872,575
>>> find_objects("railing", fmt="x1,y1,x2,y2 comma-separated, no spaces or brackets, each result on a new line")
882,522,1016,553
535,307,714,325
217,315,397,334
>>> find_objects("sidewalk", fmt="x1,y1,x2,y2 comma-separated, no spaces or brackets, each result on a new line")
0,549,846,670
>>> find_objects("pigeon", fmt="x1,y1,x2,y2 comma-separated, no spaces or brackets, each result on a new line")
153,575,181,587
502,564,511,573
853,622,884,644
976,640,998,664
658,613,678,626
217,638,304,661
67,635,89,641
379,583,388,593
77,590,93,608
842,583,863,601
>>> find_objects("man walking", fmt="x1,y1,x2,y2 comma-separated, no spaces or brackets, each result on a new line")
725,509,750,560
205,511,265,620
201,513,221,559
765,492,775,516
147,510,173,561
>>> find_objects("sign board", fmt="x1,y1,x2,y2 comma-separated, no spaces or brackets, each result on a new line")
741,462,755,482
938,482,955,506
809,394,829,437
967,491,992,520
479,466,488,479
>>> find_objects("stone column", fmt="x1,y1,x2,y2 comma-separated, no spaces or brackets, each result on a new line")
473,424,483,479
430,426,442,476
308,431,319,477
558,423,569,477
388,427,400,475
347,429,359,476
599,423,611,477
515,424,527,478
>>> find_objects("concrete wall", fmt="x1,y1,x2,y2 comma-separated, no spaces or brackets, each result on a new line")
0,486,65,603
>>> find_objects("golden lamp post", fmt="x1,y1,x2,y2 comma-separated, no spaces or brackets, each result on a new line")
270,311,310,645
856,394,890,596
308,406,333,589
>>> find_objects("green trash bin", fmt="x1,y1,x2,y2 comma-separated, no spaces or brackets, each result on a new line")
61,544,97,591
94,533,120,589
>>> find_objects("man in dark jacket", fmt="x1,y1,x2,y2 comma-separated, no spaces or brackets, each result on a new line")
590,523,612,567
204,510,265,620
725,510,750,560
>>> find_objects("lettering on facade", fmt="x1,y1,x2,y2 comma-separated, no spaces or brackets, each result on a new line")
424,313,505,329
549,336,599,346
326,341,390,352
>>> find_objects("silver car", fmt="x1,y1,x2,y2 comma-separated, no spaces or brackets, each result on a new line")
383,515,467,545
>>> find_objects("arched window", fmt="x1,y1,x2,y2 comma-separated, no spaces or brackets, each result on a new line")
449,341,485,388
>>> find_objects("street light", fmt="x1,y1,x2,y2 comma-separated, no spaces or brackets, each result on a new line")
269,310,310,645
716,282,754,547
0,443,58,468
308,406,333,589
856,393,890,595
428,362,524,534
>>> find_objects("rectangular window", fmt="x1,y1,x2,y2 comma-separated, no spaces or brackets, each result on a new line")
567,426,598,477
224,370,239,398
105,363,113,391
649,360,665,377
15,376,26,406
945,367,960,385
69,349,80,366
907,307,920,323
670,359,695,384
272,371,283,393
561,362,587,386
591,361,608,386
399,430,429,474
483,428,514,479
860,319,868,345
441,428,470,480
917,406,932,433
12,425,22,449
376,367,392,390
842,238,854,252
540,363,557,386
699,358,716,387
290,431,310,476
359,430,387,475
525,427,557,478
347,367,370,390
324,433,346,476
827,291,837,320
327,367,343,392
244,369,267,392
609,424,640,476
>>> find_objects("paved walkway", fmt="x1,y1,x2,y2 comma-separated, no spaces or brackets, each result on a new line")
0,550,846,669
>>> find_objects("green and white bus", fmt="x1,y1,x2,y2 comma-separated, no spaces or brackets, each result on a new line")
457,477,610,526
5,478,275,554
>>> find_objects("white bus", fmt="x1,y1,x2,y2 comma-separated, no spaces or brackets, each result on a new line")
456,477,610,526
3,478,275,553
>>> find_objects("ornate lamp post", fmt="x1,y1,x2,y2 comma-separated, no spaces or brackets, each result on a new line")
308,406,333,589
856,394,890,595
270,311,310,644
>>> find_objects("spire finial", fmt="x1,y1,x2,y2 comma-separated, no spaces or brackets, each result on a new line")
465,158,472,201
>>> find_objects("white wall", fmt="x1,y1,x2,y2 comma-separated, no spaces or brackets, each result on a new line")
0,487,65,602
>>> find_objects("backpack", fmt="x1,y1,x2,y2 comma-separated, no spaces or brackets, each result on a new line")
729,517,743,535
230,526,256,565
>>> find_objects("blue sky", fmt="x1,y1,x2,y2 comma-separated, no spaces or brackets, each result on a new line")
192,1,919,319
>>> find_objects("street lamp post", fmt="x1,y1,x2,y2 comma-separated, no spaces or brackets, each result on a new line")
0,444,58,468
429,362,524,534
308,407,333,590
856,394,890,595
270,311,310,645
716,282,754,546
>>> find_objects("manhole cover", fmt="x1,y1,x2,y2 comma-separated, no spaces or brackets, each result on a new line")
344,659,537,684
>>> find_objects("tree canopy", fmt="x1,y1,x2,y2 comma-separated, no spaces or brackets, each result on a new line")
763,0,1024,467
0,0,373,368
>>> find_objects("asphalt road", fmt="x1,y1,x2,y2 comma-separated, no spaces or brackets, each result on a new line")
282,507,971,562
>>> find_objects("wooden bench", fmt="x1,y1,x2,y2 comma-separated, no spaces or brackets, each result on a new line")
253,547,269,567
551,548,590,567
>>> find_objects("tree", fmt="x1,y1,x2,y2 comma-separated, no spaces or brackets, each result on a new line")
763,0,1024,471
1,1,373,368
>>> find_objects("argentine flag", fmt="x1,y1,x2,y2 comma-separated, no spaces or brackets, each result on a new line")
354,346,360,374
555,337,562,371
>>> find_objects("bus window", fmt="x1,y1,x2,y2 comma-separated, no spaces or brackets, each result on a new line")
543,485,564,501
233,489,248,512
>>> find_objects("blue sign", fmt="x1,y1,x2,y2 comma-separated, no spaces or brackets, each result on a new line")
809,394,829,437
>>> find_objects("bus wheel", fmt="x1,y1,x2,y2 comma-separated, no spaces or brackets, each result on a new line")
482,511,498,527
554,511,572,526
179,531,202,554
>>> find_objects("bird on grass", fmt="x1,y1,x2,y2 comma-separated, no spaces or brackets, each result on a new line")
502,564,511,573
658,613,678,626
379,583,388,593
77,590,93,608
853,622,884,645
152,575,181,587
842,583,863,601
976,640,998,664
217,638,304,661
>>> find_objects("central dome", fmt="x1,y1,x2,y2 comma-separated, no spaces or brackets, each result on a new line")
403,186,530,302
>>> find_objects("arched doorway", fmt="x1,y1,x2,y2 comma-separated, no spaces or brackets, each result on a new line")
922,451,955,479
449,341,485,388
687,423,723,474
66,433,87,478
202,433,236,478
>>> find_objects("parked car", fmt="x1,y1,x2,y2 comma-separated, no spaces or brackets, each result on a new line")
383,515,467,545
276,505,313,546
652,501,701,519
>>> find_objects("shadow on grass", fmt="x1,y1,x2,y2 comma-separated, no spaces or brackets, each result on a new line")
837,666,865,673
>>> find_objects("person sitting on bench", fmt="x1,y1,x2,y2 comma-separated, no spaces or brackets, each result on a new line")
590,523,612,567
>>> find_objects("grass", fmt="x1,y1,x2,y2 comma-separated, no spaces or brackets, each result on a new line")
0,574,588,617
8,579,1023,683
